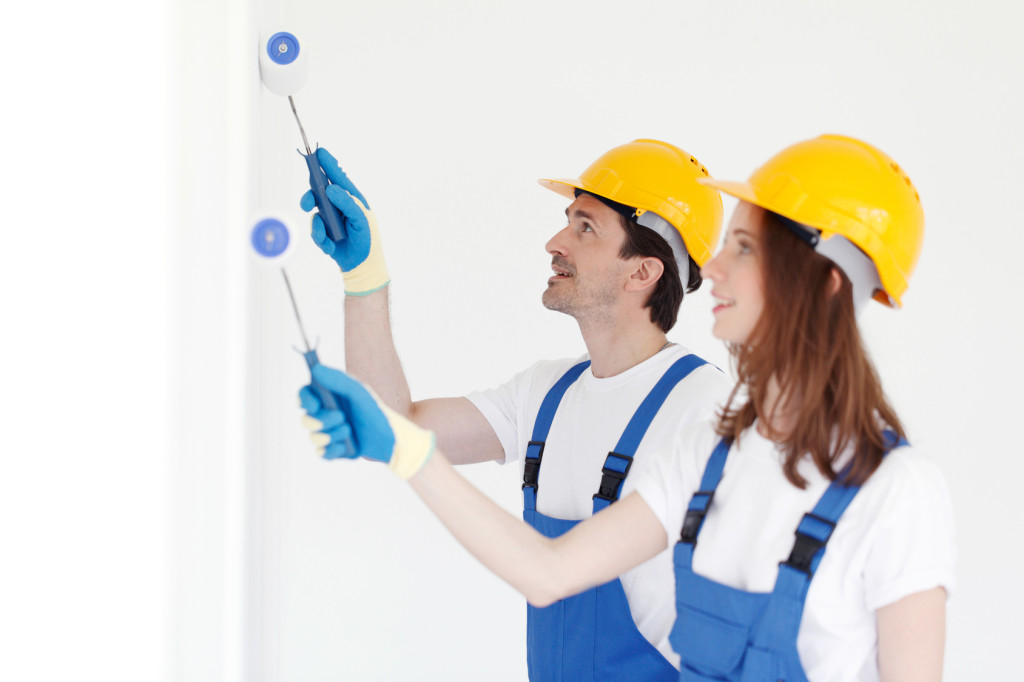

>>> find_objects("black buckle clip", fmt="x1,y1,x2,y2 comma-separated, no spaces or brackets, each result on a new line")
522,441,545,490
679,490,715,544
592,452,634,503
782,512,836,575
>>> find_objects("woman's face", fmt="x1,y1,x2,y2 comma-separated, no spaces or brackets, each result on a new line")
701,201,766,345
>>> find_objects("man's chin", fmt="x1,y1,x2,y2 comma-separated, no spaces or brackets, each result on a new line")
541,289,563,312
542,296,578,320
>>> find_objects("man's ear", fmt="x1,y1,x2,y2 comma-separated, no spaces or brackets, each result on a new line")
625,256,664,293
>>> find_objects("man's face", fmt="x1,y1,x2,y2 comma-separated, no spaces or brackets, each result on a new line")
541,193,634,323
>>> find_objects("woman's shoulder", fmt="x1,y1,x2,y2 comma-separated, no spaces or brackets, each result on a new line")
864,441,950,498
848,441,957,607
846,441,955,557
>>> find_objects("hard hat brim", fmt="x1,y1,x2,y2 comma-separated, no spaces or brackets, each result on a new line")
697,178,761,209
698,177,905,308
537,178,581,201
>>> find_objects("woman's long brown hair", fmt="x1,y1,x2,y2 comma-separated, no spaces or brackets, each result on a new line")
716,210,905,488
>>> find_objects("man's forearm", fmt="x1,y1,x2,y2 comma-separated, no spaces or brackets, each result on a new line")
344,287,413,415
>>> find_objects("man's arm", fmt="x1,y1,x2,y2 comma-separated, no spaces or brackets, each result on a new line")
303,149,503,465
344,289,503,465
343,289,410,410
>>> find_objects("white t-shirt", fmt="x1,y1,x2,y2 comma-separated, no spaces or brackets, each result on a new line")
633,421,956,682
466,344,732,666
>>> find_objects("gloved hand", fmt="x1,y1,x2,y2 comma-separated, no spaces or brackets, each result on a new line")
300,147,390,296
299,363,435,479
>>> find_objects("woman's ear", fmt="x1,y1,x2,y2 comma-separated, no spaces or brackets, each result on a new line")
828,267,843,296
626,257,665,293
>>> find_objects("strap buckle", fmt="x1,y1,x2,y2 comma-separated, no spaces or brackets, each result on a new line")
592,452,634,504
679,490,715,544
782,512,836,575
522,441,545,490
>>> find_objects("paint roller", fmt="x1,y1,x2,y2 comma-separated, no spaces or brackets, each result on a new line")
258,30,347,243
253,32,356,456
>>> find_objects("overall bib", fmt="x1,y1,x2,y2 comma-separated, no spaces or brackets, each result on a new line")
670,433,907,681
523,354,709,682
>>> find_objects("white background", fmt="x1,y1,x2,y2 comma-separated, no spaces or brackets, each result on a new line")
2,0,1022,680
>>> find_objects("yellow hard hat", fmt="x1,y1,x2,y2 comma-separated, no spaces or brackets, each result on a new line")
700,134,924,307
538,139,724,267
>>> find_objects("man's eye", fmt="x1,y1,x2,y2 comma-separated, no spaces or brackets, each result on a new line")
581,223,594,232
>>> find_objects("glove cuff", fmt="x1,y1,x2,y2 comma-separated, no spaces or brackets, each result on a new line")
376,398,435,478
386,419,436,479
342,210,391,295
343,265,391,296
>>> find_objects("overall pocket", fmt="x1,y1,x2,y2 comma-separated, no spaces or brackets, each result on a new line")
672,605,749,678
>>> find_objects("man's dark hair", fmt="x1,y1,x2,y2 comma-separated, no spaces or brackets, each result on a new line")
618,214,702,333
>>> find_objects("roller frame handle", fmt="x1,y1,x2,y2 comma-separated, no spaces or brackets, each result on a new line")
303,151,348,242
303,349,356,456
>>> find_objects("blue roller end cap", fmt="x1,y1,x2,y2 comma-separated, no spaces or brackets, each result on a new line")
251,218,290,257
267,32,300,65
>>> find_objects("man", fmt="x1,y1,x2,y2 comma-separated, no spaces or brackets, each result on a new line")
301,139,732,680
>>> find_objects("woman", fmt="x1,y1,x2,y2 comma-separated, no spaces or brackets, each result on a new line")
301,134,954,681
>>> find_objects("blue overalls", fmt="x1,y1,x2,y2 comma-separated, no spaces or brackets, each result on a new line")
523,354,709,682
670,433,907,681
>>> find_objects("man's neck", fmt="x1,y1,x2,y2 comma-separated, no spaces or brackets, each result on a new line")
577,316,670,378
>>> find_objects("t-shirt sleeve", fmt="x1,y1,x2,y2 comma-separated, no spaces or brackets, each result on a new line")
464,358,576,466
861,449,957,610
464,370,527,466
465,357,587,466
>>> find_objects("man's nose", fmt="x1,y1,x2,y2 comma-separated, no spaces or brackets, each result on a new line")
546,225,571,255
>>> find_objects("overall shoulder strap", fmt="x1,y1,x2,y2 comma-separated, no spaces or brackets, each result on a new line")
755,434,907,657
522,360,591,511
678,437,730,544
593,354,710,512
782,429,909,578
674,437,732,565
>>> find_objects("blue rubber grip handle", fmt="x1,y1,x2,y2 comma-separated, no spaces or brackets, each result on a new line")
303,349,356,457
303,150,347,242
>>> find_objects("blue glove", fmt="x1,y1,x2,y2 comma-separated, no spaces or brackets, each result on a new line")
299,364,435,478
300,148,390,295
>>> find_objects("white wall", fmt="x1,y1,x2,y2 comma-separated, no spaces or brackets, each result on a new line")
241,2,1024,679
3,1,1020,680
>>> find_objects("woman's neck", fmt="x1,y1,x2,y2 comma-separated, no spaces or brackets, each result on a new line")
757,376,801,440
